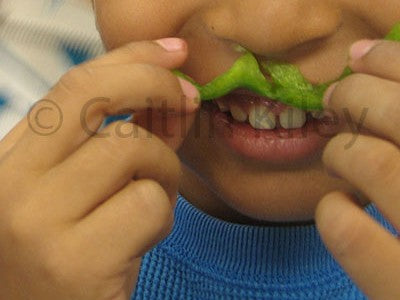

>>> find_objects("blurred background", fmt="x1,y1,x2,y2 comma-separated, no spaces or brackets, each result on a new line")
0,0,104,137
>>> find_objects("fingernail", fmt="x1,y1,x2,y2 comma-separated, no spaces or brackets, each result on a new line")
323,82,339,108
155,38,185,52
349,39,379,61
178,78,200,109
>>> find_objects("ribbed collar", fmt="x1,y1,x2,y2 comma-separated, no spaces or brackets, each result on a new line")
158,194,396,285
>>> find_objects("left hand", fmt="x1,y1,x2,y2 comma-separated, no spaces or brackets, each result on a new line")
315,39,400,300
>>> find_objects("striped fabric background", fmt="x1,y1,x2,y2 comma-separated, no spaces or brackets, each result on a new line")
0,0,104,138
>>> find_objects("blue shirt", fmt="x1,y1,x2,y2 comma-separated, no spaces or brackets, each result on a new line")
132,194,397,299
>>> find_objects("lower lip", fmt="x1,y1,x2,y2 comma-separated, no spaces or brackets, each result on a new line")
205,104,337,164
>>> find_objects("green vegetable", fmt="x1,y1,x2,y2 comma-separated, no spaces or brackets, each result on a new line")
386,22,400,41
175,22,400,110
173,51,272,100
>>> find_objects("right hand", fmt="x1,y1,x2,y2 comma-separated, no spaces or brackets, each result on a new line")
0,38,200,300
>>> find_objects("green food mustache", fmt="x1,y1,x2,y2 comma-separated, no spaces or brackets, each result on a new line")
174,23,400,111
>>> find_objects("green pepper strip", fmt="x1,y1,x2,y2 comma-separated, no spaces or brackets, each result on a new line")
174,22,400,111
173,51,272,100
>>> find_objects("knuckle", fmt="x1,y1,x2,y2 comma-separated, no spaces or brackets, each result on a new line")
364,142,400,183
133,179,173,230
57,65,95,95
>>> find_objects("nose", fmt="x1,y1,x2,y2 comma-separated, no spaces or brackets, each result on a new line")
202,0,343,55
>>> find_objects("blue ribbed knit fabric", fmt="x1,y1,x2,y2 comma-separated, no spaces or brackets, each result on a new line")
132,194,397,299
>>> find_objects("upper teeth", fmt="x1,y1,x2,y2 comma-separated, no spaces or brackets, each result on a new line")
217,101,323,130
249,105,276,129
230,104,248,122
310,111,324,120
216,99,229,112
279,108,307,129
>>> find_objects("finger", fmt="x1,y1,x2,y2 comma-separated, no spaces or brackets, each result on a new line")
41,121,181,219
10,60,199,170
0,119,28,157
74,179,173,264
323,133,400,231
121,259,141,299
316,192,400,300
349,40,400,83
134,110,198,151
84,38,188,68
0,38,188,159
323,73,400,145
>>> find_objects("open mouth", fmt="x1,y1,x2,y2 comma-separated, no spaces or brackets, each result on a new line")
213,89,326,130
181,23,400,163
203,89,338,164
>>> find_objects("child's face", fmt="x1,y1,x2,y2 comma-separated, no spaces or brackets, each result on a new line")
93,0,400,222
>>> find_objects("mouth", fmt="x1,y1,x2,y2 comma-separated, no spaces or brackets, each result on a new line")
203,89,339,164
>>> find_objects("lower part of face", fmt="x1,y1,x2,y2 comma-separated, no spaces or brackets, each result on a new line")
94,0,399,222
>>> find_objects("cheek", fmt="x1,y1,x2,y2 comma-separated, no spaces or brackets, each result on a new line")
94,0,186,50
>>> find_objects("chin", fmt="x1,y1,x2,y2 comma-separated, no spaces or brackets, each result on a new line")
180,115,356,223
213,172,355,223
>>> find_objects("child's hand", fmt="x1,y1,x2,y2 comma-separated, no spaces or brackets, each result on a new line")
0,38,199,300
316,40,400,299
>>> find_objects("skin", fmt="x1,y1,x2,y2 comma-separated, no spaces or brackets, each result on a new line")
0,0,399,299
